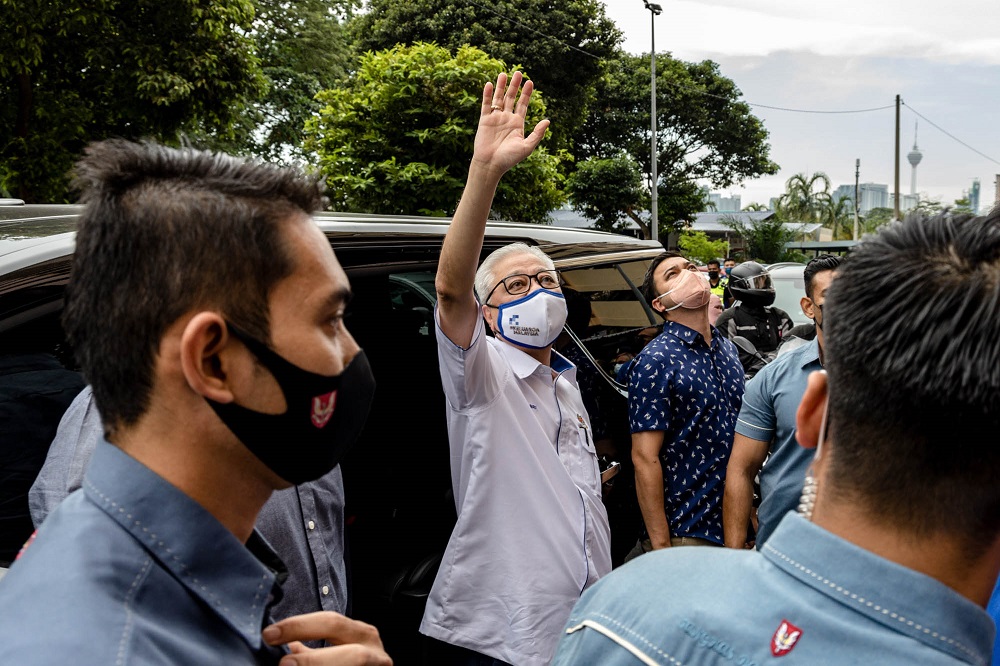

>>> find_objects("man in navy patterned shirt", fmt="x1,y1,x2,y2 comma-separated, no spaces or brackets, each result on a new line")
625,252,744,559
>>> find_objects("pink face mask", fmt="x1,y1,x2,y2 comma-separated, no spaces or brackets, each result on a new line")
656,268,711,311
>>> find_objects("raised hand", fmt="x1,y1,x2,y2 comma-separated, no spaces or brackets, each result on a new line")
471,71,550,179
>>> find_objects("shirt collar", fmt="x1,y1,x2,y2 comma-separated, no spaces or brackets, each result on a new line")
762,514,992,665
798,337,822,369
496,338,577,382
84,440,282,650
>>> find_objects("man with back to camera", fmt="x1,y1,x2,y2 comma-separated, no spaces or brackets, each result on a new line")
553,209,1000,665
624,252,744,560
715,261,793,364
0,140,390,665
722,254,843,549
419,72,611,666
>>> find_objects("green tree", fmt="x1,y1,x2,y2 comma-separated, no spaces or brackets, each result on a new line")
571,51,778,239
304,43,564,222
1,0,265,201
952,196,974,215
201,0,355,163
678,230,728,265
721,213,797,264
742,202,769,212
565,153,646,234
861,207,893,234
349,0,621,151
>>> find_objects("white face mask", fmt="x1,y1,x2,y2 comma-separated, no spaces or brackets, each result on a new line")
655,268,711,311
494,288,568,350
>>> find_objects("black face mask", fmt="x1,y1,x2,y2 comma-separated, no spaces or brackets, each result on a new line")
708,271,720,280
206,323,376,485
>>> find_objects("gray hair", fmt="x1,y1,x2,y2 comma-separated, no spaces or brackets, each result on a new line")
474,242,555,303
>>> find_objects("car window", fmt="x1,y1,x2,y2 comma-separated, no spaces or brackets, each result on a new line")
560,259,658,385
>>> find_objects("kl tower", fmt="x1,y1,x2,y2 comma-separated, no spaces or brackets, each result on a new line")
907,123,923,196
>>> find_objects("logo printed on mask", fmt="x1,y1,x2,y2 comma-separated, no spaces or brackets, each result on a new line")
311,391,338,428
495,289,567,349
770,619,802,656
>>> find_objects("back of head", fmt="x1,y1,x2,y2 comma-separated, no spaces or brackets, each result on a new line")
823,209,1000,548
729,261,774,307
63,139,324,435
803,254,844,298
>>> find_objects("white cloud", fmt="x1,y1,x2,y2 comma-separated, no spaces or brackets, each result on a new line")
607,0,1000,65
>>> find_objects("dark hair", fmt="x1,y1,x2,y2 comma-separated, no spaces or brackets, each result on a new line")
706,259,721,270
63,139,324,434
640,251,685,307
823,210,1000,550
802,254,843,298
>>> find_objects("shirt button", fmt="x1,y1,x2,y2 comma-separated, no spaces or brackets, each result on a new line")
321,585,330,596
307,520,316,530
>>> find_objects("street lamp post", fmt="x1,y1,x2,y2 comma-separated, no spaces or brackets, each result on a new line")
643,0,662,243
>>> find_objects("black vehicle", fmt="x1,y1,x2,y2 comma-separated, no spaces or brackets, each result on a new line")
0,204,664,661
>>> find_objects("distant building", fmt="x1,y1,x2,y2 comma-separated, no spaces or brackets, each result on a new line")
889,193,919,213
703,191,742,212
969,178,980,214
833,183,889,215
688,211,829,257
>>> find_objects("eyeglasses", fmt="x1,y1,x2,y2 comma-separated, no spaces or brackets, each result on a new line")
484,270,561,304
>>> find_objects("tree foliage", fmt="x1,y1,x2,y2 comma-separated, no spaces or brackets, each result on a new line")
304,42,564,222
774,172,855,240
1,0,265,201
349,0,621,150
201,0,355,163
721,214,797,264
570,51,778,238
678,230,728,265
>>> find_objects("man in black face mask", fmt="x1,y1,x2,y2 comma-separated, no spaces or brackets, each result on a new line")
0,140,389,665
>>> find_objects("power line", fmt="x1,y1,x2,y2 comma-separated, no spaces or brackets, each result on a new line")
902,101,1000,167
458,0,897,116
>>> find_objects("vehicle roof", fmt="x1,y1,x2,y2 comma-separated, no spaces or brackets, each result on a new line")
0,206,662,292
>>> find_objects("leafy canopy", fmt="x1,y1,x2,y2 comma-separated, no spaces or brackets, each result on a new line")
349,0,621,150
1,0,265,201
569,51,778,239
678,230,728,265
304,42,564,222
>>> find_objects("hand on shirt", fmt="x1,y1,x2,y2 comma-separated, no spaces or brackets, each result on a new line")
263,612,392,666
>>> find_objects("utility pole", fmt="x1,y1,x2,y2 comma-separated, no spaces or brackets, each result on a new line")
853,159,860,240
643,0,662,243
894,94,901,222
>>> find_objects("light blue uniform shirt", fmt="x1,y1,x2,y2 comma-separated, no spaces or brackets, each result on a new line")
735,338,822,546
421,309,611,666
554,513,993,665
0,440,286,664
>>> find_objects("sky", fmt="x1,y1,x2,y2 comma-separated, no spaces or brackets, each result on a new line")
601,0,1000,211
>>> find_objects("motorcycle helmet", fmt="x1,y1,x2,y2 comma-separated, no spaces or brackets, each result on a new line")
729,261,775,307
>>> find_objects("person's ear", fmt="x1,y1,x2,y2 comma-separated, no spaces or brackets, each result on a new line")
796,370,828,449
801,296,815,321
179,312,238,403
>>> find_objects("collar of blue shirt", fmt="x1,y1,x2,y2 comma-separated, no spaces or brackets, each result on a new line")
661,319,720,349
85,440,284,649
762,513,992,664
